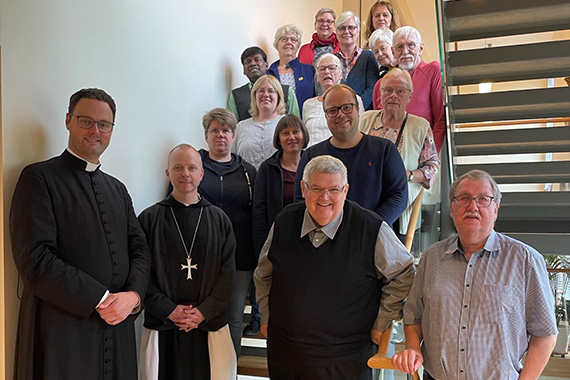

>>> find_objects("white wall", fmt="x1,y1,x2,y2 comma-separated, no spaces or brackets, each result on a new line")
0,0,341,376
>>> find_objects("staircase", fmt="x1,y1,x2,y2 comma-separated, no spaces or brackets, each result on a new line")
437,0,570,256
237,305,269,378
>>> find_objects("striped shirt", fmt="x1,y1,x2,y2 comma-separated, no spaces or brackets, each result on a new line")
403,230,557,380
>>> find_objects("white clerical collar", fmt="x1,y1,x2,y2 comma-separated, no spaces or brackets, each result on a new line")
66,148,100,172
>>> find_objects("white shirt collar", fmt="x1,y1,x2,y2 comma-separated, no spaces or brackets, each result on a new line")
66,148,100,172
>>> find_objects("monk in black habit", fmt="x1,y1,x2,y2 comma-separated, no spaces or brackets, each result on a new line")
138,144,237,379
9,88,151,380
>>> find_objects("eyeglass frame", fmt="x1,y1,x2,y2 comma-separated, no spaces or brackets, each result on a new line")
304,182,347,197
69,113,114,133
380,87,412,96
324,103,358,118
316,18,334,25
207,127,234,136
393,41,419,53
317,64,339,73
279,36,299,44
337,25,358,32
452,195,496,208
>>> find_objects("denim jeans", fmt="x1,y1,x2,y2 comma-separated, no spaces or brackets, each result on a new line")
227,269,253,358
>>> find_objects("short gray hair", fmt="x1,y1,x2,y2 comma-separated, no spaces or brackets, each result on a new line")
382,68,413,91
393,26,422,44
302,155,348,185
273,24,303,49
315,52,342,70
315,8,336,21
450,169,502,206
369,28,393,49
336,11,360,32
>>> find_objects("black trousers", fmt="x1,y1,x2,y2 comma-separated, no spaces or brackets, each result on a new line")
268,357,372,380
423,370,436,380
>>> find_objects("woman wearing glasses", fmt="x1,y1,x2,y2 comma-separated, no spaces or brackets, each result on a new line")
298,8,340,66
335,11,380,110
267,24,315,116
302,53,364,145
359,68,439,240
233,75,286,170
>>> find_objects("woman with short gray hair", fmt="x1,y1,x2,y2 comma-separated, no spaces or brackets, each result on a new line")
369,28,396,77
303,53,364,145
335,11,380,110
267,24,315,116
298,8,341,66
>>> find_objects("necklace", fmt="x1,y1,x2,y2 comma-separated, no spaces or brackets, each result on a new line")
371,111,408,151
170,206,203,280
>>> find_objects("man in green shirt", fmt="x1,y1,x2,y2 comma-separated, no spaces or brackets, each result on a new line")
228,46,300,122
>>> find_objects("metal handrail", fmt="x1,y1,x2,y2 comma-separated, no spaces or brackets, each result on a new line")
457,117,570,129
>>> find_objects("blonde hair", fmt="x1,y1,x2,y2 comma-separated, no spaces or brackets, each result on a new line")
249,75,286,118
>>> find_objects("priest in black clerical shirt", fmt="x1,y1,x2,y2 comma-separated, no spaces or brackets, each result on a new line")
10,88,151,380
138,144,237,380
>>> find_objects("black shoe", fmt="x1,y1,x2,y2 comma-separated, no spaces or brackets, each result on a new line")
243,317,260,336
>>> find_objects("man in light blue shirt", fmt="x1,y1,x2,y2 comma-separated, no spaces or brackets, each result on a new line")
393,169,558,380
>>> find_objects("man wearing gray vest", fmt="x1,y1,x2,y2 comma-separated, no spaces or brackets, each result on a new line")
228,46,300,122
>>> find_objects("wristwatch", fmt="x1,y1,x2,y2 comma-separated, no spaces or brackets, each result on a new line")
408,170,415,182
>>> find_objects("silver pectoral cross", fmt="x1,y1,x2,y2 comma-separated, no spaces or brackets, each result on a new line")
181,257,198,280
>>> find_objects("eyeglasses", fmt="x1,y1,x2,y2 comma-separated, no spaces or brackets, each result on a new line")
257,88,277,96
381,87,411,96
316,19,334,25
394,42,418,53
452,195,495,208
279,36,299,44
306,183,346,197
337,25,358,32
70,114,114,133
324,103,358,118
208,128,233,136
317,65,339,73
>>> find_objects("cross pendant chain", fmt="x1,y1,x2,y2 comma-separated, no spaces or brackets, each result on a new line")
170,206,203,281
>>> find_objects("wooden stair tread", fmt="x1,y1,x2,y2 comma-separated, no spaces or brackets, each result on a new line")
237,355,269,376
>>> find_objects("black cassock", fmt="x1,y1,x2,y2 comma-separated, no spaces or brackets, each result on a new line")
9,150,151,380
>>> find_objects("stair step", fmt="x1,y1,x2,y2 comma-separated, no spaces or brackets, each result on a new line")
501,191,570,206
499,205,570,221
502,233,570,256
237,355,269,377
450,87,570,124
443,0,570,41
453,126,570,156
447,40,570,86
455,161,570,184
496,220,570,234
